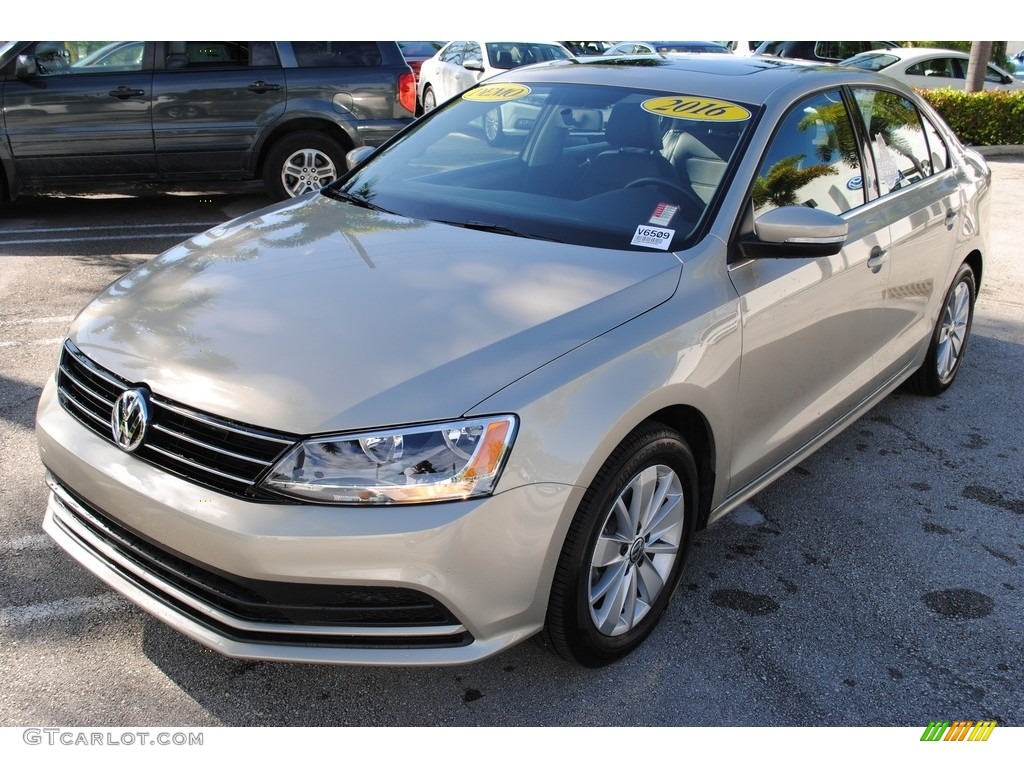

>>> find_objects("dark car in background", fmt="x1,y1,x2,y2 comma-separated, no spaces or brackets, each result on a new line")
755,40,899,63
0,40,416,202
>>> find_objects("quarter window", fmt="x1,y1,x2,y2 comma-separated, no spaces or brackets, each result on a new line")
292,41,381,68
753,90,864,215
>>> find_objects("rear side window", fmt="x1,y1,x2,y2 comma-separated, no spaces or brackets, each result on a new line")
164,42,276,69
753,90,864,216
853,89,934,193
293,42,382,67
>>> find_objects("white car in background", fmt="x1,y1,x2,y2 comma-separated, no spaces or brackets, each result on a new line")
841,47,1024,91
416,40,571,114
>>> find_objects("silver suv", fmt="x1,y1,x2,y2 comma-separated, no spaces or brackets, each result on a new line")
0,41,416,202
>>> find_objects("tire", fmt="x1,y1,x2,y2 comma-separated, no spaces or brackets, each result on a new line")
421,85,436,113
263,130,347,201
483,107,504,146
544,421,697,667
904,262,976,396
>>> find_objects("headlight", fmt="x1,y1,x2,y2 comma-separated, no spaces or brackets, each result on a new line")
262,415,517,504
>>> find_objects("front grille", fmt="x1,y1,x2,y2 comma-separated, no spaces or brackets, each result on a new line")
48,475,471,649
56,340,296,499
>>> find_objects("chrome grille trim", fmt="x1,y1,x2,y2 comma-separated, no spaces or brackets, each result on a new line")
56,340,299,498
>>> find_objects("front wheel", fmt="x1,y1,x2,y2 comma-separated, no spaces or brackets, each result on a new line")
263,131,347,201
904,262,976,396
483,107,504,146
544,421,697,667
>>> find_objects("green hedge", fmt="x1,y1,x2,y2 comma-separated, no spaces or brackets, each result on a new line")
918,87,1024,146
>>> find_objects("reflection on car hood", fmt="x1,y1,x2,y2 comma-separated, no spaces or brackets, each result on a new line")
69,194,682,434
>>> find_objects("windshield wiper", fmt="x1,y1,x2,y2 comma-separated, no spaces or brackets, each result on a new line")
439,220,563,243
321,187,392,213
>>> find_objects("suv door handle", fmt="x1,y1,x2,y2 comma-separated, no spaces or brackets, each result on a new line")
944,208,958,229
247,80,281,93
109,86,145,99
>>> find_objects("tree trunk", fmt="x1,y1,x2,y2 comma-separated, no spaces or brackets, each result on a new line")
966,41,993,92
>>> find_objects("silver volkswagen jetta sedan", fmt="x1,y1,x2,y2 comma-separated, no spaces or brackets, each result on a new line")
36,54,990,667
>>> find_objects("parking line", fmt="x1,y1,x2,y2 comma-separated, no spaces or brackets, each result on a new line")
0,337,63,348
0,315,74,328
0,593,129,629
2,534,55,553
3,233,201,246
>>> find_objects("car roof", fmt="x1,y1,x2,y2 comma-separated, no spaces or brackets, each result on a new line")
489,54,915,108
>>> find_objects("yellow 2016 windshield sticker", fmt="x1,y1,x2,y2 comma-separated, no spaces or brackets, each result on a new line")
463,84,532,102
642,96,751,122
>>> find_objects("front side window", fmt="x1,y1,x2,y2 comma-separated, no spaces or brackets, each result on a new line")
854,89,933,193
335,81,754,251
753,90,864,216
31,41,145,75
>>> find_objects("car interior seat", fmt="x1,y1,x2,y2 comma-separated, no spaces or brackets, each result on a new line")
663,129,734,204
573,101,676,196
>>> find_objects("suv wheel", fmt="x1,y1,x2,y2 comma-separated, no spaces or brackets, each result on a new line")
264,131,346,201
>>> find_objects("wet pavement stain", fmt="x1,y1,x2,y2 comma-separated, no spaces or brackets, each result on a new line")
462,688,483,703
962,432,988,449
911,482,932,492
709,589,780,616
922,589,994,619
982,545,1018,566
963,485,1024,515
923,521,953,535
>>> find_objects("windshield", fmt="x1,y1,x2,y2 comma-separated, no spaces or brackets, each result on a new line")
335,80,754,251
484,43,570,69
841,52,899,71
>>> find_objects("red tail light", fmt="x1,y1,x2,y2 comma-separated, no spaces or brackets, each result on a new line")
398,72,416,115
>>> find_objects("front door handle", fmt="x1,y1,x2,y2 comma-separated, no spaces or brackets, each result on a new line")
944,208,958,229
867,245,887,274
109,86,145,99
247,80,281,93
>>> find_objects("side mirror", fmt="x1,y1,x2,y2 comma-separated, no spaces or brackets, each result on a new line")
739,206,848,259
345,146,375,170
15,54,37,79
463,58,484,72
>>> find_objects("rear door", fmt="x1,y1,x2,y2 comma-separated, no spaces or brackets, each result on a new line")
2,41,156,182
151,41,286,177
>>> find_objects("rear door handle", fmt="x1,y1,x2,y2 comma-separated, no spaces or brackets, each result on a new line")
247,80,281,93
867,245,887,274
109,86,145,99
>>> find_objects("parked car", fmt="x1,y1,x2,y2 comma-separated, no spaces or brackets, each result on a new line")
603,41,732,56
755,40,899,63
416,40,571,113
37,53,990,668
561,41,614,55
841,46,1024,91
716,41,763,56
0,40,416,203
397,40,445,90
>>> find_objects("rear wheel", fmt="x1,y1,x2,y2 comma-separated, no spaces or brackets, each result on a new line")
905,262,976,396
263,131,346,201
544,421,697,667
421,85,437,113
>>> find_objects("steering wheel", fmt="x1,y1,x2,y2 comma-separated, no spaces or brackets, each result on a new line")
625,177,705,211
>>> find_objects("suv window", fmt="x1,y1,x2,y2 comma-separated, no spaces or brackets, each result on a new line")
30,41,145,75
753,90,864,215
292,41,382,67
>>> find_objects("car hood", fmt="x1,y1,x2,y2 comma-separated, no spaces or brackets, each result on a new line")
69,194,682,434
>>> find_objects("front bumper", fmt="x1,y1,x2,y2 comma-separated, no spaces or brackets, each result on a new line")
36,374,578,665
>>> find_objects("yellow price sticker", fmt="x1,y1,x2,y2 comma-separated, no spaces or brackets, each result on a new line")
463,84,532,102
641,96,751,122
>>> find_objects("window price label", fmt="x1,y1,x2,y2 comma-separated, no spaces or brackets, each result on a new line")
631,224,675,250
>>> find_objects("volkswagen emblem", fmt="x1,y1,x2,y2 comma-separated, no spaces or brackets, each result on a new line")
111,389,150,453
